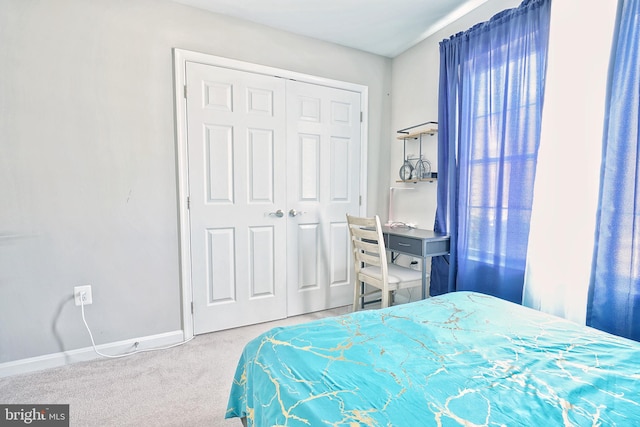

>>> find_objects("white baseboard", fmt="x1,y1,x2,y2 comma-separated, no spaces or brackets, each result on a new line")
0,330,185,378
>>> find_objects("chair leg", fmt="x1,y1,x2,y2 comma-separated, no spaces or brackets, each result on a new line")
381,290,390,308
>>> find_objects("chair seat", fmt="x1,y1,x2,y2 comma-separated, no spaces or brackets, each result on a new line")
360,263,423,289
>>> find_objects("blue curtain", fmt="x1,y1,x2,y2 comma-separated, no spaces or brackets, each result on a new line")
588,0,640,341
430,35,460,296
431,0,551,303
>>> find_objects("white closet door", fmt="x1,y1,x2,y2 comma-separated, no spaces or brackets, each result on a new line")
186,61,287,334
285,80,362,316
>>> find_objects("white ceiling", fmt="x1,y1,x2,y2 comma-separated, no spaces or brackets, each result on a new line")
171,0,490,58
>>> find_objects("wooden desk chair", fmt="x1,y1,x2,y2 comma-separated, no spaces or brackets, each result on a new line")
346,214,423,310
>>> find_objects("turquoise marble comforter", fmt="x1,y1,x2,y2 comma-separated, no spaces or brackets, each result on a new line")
226,291,640,426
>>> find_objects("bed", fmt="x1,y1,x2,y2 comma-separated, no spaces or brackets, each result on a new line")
225,291,640,426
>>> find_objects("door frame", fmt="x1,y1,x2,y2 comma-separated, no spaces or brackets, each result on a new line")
172,48,369,338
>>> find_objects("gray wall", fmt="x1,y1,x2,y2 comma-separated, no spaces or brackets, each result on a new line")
0,0,392,363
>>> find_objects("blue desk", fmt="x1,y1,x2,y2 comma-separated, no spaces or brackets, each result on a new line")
382,226,450,299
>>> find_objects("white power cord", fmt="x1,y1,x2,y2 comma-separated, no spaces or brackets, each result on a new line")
80,292,194,359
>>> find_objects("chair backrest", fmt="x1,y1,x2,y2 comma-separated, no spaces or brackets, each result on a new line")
346,214,389,289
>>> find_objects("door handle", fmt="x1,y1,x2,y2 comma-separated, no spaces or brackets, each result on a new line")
269,209,284,218
289,209,306,217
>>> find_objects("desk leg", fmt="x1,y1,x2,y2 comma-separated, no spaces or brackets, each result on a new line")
422,256,427,299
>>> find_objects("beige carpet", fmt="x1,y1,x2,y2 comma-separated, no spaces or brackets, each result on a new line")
0,306,351,426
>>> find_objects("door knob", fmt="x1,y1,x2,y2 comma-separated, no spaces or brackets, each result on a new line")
289,209,306,217
269,209,284,218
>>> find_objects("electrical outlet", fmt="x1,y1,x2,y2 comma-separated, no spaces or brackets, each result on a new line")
74,285,93,306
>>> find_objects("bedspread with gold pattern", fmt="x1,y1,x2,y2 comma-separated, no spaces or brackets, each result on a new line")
226,291,640,426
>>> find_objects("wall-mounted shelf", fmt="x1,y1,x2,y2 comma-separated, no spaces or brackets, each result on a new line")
397,178,437,183
396,122,438,183
396,129,438,140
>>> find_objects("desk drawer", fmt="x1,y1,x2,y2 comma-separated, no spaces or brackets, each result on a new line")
387,235,422,256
